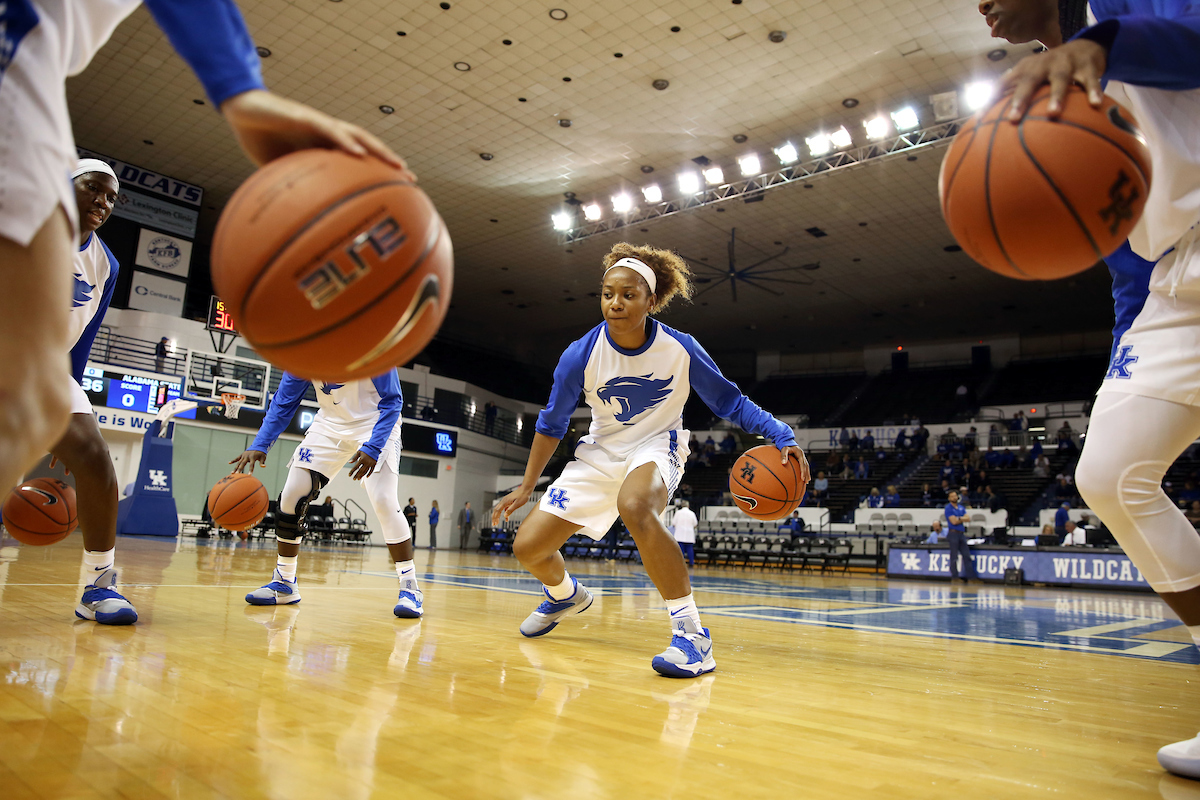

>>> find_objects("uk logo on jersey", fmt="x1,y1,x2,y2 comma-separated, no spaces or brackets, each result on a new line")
596,374,673,424
1106,345,1138,380
298,448,313,463
547,488,569,509
72,273,95,308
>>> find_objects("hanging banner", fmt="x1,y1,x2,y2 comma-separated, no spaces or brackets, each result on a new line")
135,228,193,278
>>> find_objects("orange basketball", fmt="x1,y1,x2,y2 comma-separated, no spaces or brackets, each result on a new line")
2,478,78,545
939,84,1151,280
211,150,454,381
208,473,269,531
729,445,807,521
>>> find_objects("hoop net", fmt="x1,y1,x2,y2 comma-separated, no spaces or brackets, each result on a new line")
221,393,247,419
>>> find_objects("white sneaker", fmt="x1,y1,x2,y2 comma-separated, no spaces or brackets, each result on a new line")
1159,733,1200,779
245,568,301,605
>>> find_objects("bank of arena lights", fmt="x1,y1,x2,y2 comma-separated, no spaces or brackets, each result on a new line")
963,80,995,111
553,112,970,241
702,166,725,185
611,192,634,213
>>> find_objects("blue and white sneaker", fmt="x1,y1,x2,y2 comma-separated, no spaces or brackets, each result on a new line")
652,617,716,678
519,577,594,637
393,588,424,618
245,568,301,605
1159,733,1200,779
75,568,138,625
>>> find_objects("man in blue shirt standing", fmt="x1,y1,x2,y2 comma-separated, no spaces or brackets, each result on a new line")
1055,502,1071,544
944,491,977,583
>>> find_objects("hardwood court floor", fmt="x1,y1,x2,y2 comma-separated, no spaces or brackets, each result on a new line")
2,534,1199,799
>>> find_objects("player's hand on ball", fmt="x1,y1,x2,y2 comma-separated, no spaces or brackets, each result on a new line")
219,90,413,176
781,445,810,483
229,450,267,473
347,450,378,480
1000,38,1107,121
493,486,532,525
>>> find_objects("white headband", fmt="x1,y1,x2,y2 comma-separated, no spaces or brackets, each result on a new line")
604,257,657,294
72,158,119,191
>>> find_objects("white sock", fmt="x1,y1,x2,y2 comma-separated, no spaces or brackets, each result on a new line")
276,555,298,582
545,571,575,600
395,559,419,591
82,548,115,574
1189,625,1200,649
666,594,702,633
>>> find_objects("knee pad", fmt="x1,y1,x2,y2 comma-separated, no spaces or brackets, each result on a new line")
275,511,304,546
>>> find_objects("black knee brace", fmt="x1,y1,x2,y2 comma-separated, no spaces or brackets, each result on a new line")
276,470,330,545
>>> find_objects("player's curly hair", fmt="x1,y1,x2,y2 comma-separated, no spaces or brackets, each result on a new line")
601,243,694,315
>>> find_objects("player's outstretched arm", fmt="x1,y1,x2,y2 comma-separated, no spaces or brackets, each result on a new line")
493,433,561,525
230,450,267,473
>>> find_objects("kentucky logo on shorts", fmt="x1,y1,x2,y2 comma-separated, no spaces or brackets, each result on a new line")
298,448,314,463
596,374,673,424
1106,345,1138,380
547,488,569,509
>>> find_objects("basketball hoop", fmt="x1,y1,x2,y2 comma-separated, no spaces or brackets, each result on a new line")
221,393,247,419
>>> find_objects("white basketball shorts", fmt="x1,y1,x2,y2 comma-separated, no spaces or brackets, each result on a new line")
1099,224,1200,406
0,0,139,245
287,428,403,478
538,429,688,540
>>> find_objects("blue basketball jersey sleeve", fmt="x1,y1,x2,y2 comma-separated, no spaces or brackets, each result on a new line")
250,373,309,453
665,330,798,449
1077,0,1200,90
1105,241,1156,361
142,0,265,107
69,237,118,383
536,326,603,440
360,371,403,459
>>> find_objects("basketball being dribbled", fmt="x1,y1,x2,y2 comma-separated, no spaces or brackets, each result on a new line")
211,150,454,381
729,445,807,521
939,84,1151,280
3,478,78,545
208,473,269,531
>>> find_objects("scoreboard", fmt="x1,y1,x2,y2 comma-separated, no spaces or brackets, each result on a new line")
206,295,238,334
82,367,195,418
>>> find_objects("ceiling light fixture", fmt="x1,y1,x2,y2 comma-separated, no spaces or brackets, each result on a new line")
642,184,663,203
479,152,494,160
842,98,859,108
768,30,787,42
611,193,634,213
863,115,889,139
891,106,919,130
738,154,761,176
454,61,471,71
829,126,852,148
702,166,724,185
652,79,670,90
551,213,572,231
806,133,831,156
582,203,602,221
379,105,395,114
678,171,701,194
549,8,568,20
773,142,799,164
963,80,995,111
255,46,271,57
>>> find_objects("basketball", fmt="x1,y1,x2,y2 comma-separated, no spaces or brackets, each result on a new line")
728,445,807,521
207,473,269,531
939,84,1151,280
211,150,454,381
2,478,78,545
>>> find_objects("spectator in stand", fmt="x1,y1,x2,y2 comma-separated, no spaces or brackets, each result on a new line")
983,446,1002,470
926,519,943,544
989,424,1003,447
1030,438,1044,460
484,401,498,435
1062,520,1086,546
720,432,737,454
811,472,829,506
971,468,990,494
1017,444,1031,468
1187,501,1200,528
1055,502,1071,544
839,454,853,480
936,480,952,503
704,435,716,450
998,448,1017,470
884,485,901,508
839,427,850,449
860,431,875,452
875,446,887,463
420,404,436,421
1033,455,1050,479
824,449,841,476
963,426,978,453
778,510,805,539
155,337,169,373
944,491,977,583
894,428,909,452
1055,477,1076,505
1056,422,1077,452
848,431,860,452
1178,480,1200,507
672,500,698,567
921,483,936,507
939,458,957,485
985,485,1007,515
677,482,693,501
912,424,930,452
854,457,869,480
866,488,884,508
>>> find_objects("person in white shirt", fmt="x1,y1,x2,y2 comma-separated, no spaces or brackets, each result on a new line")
1062,520,1087,546
672,501,698,567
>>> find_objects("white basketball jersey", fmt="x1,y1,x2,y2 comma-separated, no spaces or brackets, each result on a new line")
67,231,114,348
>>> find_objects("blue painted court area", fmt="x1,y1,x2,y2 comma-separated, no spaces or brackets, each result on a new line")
355,566,1200,664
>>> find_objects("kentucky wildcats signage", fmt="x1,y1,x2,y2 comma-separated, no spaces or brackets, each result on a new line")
888,545,1151,590
135,228,193,278
77,147,204,207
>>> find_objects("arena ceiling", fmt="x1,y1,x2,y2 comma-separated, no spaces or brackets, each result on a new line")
67,0,1116,368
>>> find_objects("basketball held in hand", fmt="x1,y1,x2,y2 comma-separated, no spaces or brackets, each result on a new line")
208,473,269,531
729,446,807,521
939,84,1151,280
3,478,78,546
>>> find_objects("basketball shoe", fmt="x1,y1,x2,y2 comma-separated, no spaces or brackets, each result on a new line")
75,568,138,625
245,568,301,605
1159,734,1200,779
519,576,593,637
393,588,423,618
652,616,715,678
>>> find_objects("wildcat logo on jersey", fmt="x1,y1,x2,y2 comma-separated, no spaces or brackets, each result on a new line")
72,273,95,308
298,214,407,310
319,382,345,395
596,375,673,424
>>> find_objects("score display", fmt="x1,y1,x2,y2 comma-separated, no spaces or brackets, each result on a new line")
83,367,194,418
206,295,238,334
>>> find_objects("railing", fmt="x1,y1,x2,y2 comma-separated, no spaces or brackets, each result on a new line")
89,327,186,376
